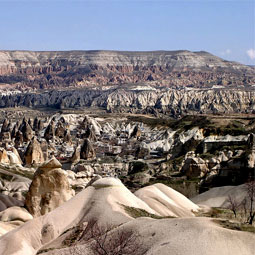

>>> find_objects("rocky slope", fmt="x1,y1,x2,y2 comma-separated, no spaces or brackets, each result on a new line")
0,50,254,89
1,87,255,115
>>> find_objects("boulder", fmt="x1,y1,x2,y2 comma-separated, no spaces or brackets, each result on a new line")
25,157,74,217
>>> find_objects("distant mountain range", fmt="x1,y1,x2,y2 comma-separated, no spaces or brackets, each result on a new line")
0,50,254,90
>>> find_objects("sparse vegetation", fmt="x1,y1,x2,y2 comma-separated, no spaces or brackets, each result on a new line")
195,207,233,219
63,220,147,255
122,204,175,219
214,219,255,234
227,195,240,218
245,180,255,225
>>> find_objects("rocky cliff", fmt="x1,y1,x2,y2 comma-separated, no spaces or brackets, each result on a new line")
0,50,254,89
1,87,255,116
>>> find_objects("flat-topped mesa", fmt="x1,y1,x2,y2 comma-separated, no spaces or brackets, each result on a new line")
0,50,254,88
0,50,251,69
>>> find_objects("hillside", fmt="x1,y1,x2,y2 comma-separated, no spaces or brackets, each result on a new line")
0,50,254,89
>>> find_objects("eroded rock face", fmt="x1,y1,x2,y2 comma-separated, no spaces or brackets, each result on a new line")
7,148,22,165
0,119,9,133
55,122,66,138
0,194,23,212
0,50,254,90
25,157,74,217
63,129,72,144
24,137,44,165
0,148,10,164
0,206,32,222
14,131,23,148
70,146,80,163
18,119,33,142
130,125,141,139
181,156,208,178
4,86,255,116
80,139,96,160
44,121,55,141
82,126,97,142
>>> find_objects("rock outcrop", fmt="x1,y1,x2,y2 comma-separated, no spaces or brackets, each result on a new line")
0,50,254,90
44,121,55,141
70,145,80,163
130,125,141,139
0,148,10,164
55,122,66,138
181,157,209,178
2,87,255,116
0,194,23,212
25,157,74,217
18,119,33,143
0,206,32,222
82,126,97,142
80,139,96,160
24,137,44,165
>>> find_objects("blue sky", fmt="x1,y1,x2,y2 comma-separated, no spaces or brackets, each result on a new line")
0,0,254,65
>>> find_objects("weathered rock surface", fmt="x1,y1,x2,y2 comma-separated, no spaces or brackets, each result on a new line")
181,157,209,178
2,87,255,116
70,145,80,163
44,121,55,141
0,194,23,212
24,137,44,165
25,157,74,217
80,138,96,160
18,119,33,142
0,206,32,222
0,50,254,90
0,149,10,164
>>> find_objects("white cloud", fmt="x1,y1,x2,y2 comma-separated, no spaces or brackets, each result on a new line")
247,48,255,60
220,49,231,56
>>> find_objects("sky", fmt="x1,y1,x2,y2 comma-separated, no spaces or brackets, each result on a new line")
0,0,254,65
